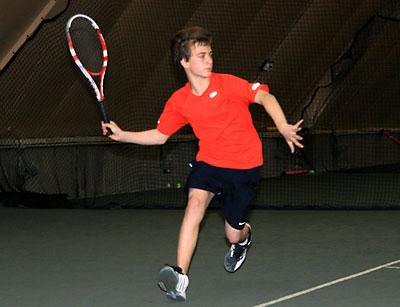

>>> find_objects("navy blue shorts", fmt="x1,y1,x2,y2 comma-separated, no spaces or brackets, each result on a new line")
186,161,261,230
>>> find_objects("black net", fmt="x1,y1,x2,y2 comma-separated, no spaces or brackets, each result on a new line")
1,0,399,209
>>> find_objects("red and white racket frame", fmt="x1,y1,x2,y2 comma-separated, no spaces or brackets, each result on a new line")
66,14,108,103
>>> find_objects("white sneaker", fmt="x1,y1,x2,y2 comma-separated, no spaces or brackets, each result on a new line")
158,265,189,301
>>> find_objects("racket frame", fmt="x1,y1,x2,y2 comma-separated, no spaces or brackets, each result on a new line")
66,14,111,127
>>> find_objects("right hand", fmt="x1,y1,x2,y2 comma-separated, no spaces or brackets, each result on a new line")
101,121,124,141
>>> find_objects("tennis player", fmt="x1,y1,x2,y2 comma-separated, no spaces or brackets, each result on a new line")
102,26,303,301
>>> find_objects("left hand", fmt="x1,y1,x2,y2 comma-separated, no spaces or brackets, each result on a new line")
278,119,304,153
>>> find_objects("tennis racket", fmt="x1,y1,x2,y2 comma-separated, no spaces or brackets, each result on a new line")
66,14,112,134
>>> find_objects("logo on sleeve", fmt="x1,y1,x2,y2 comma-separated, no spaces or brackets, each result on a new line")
251,82,261,91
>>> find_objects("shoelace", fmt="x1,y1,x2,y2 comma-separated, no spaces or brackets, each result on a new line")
231,244,245,260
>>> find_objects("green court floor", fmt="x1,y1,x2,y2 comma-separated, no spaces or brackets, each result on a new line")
1,208,399,307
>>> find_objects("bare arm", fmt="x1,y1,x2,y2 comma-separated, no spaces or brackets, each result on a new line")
254,90,304,153
102,121,169,145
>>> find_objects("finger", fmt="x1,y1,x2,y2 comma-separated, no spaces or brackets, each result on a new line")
287,141,295,153
293,120,303,130
294,140,304,148
294,134,303,141
103,123,113,131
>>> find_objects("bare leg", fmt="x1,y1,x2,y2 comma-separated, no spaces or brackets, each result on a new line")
177,188,214,274
224,221,249,244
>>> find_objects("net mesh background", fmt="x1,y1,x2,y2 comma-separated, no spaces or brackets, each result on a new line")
0,0,399,209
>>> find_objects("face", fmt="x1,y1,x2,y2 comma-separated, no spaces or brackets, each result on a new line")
180,43,213,79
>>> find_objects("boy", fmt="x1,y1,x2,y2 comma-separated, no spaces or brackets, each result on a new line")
102,26,303,301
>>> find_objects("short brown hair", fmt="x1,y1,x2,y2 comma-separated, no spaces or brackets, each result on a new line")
170,26,212,68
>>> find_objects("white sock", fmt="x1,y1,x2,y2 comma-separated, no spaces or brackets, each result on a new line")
238,237,248,246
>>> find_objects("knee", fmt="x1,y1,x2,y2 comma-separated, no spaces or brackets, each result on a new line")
185,195,207,221
187,194,203,210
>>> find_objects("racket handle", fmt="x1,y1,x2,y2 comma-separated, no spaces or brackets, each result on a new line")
99,101,113,135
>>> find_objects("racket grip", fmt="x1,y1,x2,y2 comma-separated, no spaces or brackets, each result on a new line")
99,101,113,135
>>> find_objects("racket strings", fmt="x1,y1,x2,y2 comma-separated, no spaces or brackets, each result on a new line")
69,19,104,73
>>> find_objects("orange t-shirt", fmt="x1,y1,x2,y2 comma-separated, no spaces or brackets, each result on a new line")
157,73,269,169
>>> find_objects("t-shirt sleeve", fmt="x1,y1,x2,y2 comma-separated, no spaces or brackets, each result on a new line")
225,74,269,104
157,97,188,136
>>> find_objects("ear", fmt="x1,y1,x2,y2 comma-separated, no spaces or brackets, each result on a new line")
180,58,189,69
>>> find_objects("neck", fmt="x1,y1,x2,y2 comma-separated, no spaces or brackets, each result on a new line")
187,74,211,96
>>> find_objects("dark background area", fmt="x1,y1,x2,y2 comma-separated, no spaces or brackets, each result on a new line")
0,0,399,208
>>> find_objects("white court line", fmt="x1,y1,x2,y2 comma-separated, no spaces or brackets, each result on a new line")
252,259,400,307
